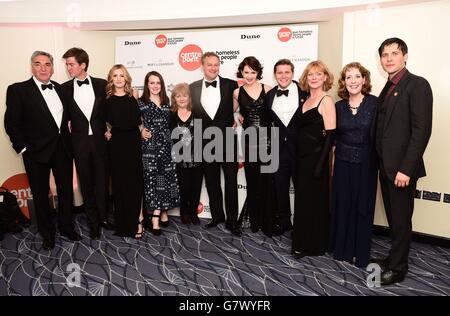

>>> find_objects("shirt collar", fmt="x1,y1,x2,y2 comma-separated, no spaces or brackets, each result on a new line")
390,67,407,84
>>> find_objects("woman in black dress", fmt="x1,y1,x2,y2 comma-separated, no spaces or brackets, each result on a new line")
138,71,179,235
170,83,202,225
328,62,378,268
232,56,274,236
105,64,144,238
292,60,336,258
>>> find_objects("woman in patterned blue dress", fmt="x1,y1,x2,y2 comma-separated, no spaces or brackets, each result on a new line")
138,71,179,235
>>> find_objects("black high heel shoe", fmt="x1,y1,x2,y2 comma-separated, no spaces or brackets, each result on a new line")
150,213,162,236
134,220,145,239
160,211,169,228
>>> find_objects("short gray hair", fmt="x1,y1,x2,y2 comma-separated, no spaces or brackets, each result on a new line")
30,51,54,65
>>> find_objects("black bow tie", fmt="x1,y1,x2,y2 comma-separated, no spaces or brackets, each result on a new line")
77,78,89,87
41,83,53,91
276,89,289,97
205,80,217,88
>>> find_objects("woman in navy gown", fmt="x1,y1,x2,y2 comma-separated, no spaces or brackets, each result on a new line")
328,62,378,268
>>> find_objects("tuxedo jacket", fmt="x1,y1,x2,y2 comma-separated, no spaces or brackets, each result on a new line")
266,82,308,157
62,77,108,158
377,70,433,181
4,78,72,163
190,76,238,131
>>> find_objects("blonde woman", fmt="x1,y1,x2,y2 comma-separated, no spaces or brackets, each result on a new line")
292,60,336,258
105,64,144,239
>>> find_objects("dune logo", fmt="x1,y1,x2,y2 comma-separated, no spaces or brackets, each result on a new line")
241,34,260,39
155,34,167,48
124,41,141,46
179,44,203,71
277,27,292,42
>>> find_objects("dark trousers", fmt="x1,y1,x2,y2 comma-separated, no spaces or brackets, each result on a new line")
177,166,203,219
379,169,417,273
23,139,74,239
73,136,109,229
202,161,238,226
273,145,296,230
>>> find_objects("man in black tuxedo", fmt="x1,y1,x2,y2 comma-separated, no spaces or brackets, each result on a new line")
4,51,81,250
62,47,111,240
189,52,241,236
266,59,308,236
374,38,432,285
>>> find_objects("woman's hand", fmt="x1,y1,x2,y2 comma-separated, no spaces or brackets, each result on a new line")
141,128,152,140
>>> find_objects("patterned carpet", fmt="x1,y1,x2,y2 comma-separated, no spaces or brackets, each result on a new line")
0,214,449,296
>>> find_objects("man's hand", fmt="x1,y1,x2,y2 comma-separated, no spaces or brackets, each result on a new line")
104,130,112,141
394,171,410,187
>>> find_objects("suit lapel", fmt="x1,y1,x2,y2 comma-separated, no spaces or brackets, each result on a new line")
213,76,226,121
91,77,102,119
26,78,59,129
383,71,411,132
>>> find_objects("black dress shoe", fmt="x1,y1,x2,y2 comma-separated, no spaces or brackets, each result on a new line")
181,216,191,225
61,230,82,241
292,250,307,259
230,226,242,237
191,216,200,225
204,219,224,229
381,270,406,286
100,220,115,231
0,231,4,241
42,238,55,251
370,257,389,270
89,227,101,240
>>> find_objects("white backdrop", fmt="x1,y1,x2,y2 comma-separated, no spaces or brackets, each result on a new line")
115,24,318,218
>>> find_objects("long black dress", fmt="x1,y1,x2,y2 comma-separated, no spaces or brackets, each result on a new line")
292,96,330,255
237,85,276,236
328,94,378,268
106,95,143,237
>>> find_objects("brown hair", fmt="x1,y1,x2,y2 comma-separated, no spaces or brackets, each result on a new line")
139,71,169,105
201,52,220,64
273,58,294,74
236,56,263,80
337,62,372,100
105,64,133,98
299,60,334,92
62,47,89,71
170,83,192,112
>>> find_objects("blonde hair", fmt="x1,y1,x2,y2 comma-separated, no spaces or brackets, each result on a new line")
106,64,133,98
170,83,192,112
299,60,334,92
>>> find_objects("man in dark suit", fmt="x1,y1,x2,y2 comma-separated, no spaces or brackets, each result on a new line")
4,51,81,250
189,52,241,236
62,47,111,240
374,38,433,285
266,59,308,236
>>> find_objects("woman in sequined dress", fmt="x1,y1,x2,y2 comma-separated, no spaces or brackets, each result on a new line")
233,56,275,236
328,62,379,268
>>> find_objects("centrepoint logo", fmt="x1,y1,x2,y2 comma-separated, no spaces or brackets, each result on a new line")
278,27,292,42
2,173,32,218
155,34,167,48
179,44,203,71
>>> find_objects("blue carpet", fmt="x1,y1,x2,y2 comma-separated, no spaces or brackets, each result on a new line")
1,214,449,296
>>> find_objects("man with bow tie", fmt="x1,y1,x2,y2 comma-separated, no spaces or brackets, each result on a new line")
4,51,80,250
62,47,111,240
265,59,308,236
189,52,241,236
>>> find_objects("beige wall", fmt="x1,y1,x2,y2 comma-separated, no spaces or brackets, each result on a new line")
342,0,450,238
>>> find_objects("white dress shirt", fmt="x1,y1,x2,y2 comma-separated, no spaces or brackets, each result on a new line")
33,76,63,131
74,75,95,135
200,78,221,120
271,81,299,127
